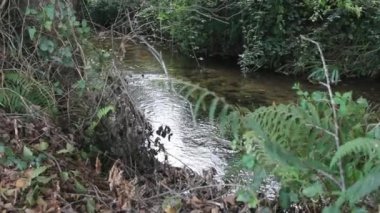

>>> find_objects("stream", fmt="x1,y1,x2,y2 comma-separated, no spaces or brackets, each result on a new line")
111,42,380,180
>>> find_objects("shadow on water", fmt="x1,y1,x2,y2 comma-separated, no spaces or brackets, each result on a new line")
107,41,380,180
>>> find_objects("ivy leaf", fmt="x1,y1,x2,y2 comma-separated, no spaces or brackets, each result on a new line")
44,21,53,31
27,27,37,40
39,37,55,53
44,4,55,20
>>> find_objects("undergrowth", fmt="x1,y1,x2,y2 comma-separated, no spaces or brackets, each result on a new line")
175,38,380,212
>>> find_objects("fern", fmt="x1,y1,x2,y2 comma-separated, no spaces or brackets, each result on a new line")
336,167,380,206
87,105,115,135
330,137,380,168
0,72,57,114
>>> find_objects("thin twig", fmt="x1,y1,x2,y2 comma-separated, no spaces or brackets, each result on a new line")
301,35,346,191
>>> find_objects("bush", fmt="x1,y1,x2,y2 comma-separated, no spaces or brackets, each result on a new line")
238,0,380,77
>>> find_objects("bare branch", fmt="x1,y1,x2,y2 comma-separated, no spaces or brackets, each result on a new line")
301,35,346,191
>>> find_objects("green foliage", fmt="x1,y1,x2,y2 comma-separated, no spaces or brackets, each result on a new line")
0,142,48,170
86,0,130,28
176,78,380,210
236,87,379,210
0,72,57,114
26,2,91,68
238,0,380,76
86,105,115,135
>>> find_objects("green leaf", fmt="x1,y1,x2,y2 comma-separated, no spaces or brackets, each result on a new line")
0,143,4,153
23,146,34,160
86,198,96,213
60,172,69,182
241,154,255,169
330,137,380,167
35,141,49,151
13,158,27,170
36,175,53,184
57,143,75,154
25,7,38,15
352,208,368,213
27,27,37,40
74,180,87,193
39,37,55,53
302,182,323,198
279,189,290,209
44,4,55,20
322,205,340,213
26,186,39,206
44,21,53,31
31,166,48,179
237,190,258,208
208,98,219,123
340,167,380,205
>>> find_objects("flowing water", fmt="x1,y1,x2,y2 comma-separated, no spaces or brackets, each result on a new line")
110,42,380,179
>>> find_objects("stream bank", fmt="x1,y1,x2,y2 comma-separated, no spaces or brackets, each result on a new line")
0,68,245,212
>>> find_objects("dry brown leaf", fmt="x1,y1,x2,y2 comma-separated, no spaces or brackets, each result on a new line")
108,160,124,191
223,194,236,206
211,207,220,213
15,178,28,189
189,196,204,209
164,206,177,213
2,203,14,210
24,168,34,179
24,209,36,213
95,155,102,175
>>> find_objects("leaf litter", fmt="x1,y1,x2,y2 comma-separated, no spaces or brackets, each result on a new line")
0,110,249,212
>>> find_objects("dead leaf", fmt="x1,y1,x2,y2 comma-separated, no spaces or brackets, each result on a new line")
95,156,101,175
189,196,204,209
164,206,177,213
24,209,36,213
15,178,29,189
108,160,124,191
223,194,236,206
211,207,220,213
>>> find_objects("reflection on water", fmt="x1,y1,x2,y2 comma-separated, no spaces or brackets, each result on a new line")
127,74,230,176
112,42,380,176
120,44,380,108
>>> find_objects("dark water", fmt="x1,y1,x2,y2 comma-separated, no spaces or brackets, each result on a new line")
109,42,380,177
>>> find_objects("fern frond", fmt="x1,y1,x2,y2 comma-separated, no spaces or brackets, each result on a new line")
0,72,57,114
208,97,219,123
97,105,115,119
87,105,115,135
330,137,380,167
338,167,380,206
